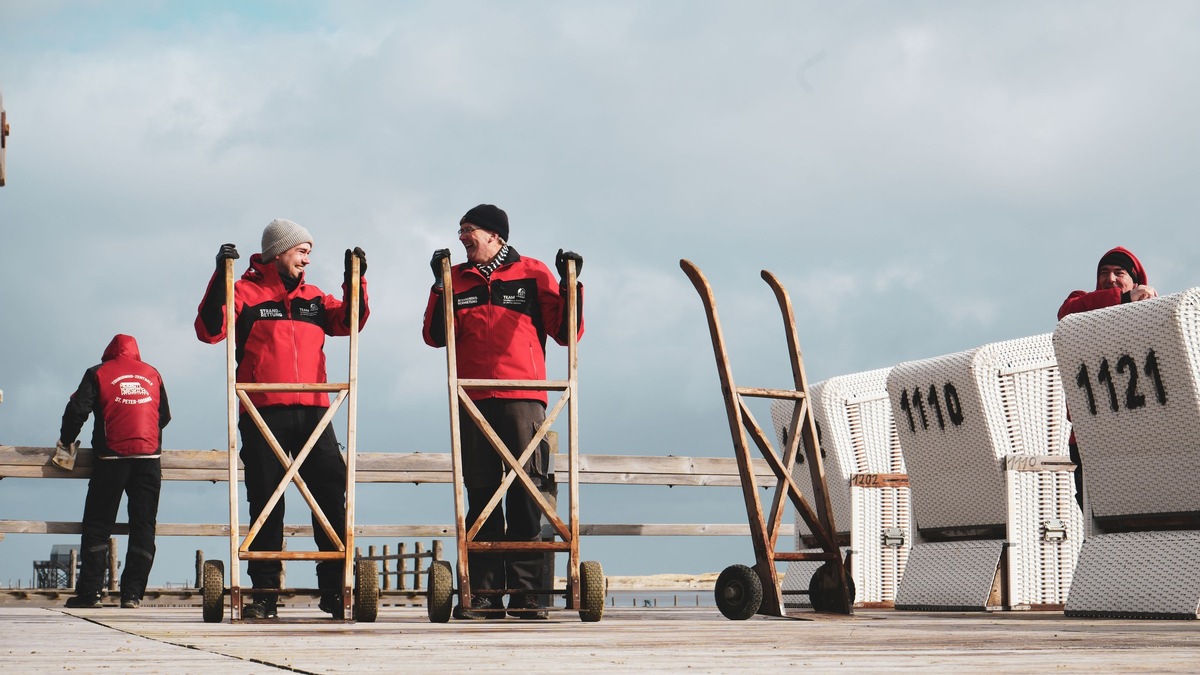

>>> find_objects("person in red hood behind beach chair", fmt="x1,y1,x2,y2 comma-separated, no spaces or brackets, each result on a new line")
58,334,171,610
195,218,369,620
1057,246,1157,511
423,204,584,620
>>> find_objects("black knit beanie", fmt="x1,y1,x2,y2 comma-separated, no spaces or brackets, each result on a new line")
1098,250,1139,284
460,204,509,242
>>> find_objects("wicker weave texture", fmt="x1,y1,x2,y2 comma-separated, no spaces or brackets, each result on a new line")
893,540,1004,611
887,347,1006,529
1006,469,1083,605
1052,289,1200,518
973,334,1070,459
977,334,1083,605
771,369,912,603
853,484,911,603
1064,530,1200,618
769,383,844,539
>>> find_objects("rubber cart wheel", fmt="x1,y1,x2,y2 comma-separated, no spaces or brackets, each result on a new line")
427,560,454,623
578,560,605,622
808,561,855,613
201,559,225,623
354,559,379,622
715,564,762,620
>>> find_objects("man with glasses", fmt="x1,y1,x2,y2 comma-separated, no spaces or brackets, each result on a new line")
423,204,583,619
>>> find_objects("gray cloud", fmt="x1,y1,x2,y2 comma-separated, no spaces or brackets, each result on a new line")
2,1,1200,586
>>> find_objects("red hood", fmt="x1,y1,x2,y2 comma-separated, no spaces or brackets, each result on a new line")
1096,246,1148,288
102,334,142,362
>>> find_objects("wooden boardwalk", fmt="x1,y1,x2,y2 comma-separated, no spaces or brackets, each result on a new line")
4,604,1198,673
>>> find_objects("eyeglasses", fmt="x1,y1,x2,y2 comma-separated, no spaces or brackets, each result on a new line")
457,225,482,236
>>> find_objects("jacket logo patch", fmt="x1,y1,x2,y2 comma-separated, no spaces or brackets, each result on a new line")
457,296,480,307
260,308,285,318
113,375,154,404
298,302,319,317
500,289,527,305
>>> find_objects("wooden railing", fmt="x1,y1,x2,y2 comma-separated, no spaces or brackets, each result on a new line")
0,445,794,540
357,541,443,592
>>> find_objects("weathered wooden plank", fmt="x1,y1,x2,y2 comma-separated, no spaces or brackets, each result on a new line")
1005,454,1077,472
458,378,569,391
0,446,780,485
237,382,349,393
8,518,775,538
6,606,1200,673
850,472,911,488
0,520,792,537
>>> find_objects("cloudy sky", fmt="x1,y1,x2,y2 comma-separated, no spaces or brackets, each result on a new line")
2,1,1198,588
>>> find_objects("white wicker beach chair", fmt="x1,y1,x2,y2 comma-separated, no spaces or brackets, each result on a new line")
888,334,1082,611
1053,289,1200,618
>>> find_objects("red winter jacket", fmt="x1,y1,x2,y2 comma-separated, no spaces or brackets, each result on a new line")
60,334,171,459
1057,246,1149,320
422,248,583,403
195,254,369,409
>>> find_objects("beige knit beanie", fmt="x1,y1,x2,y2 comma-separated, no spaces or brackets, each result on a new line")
261,218,313,260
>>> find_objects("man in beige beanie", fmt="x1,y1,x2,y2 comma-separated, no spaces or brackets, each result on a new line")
195,219,369,619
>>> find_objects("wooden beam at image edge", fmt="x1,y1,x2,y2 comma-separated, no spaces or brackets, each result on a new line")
0,520,794,538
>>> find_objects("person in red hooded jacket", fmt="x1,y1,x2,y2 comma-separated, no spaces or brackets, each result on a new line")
1057,246,1157,510
195,218,368,619
59,334,171,609
423,204,583,619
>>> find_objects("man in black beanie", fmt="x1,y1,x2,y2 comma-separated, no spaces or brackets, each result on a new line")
1057,246,1157,512
422,204,584,619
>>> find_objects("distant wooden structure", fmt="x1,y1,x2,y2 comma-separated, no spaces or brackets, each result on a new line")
1,86,8,186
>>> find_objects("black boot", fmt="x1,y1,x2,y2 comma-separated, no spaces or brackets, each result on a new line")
319,591,345,619
243,596,278,619
65,593,102,609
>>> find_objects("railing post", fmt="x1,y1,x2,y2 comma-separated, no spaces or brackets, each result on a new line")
68,548,78,590
381,545,391,591
398,542,408,591
414,541,425,591
433,539,443,562
107,538,118,592
195,550,204,589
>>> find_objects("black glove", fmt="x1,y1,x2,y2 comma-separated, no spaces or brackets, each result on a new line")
344,247,367,278
556,249,583,281
215,243,239,270
430,249,451,283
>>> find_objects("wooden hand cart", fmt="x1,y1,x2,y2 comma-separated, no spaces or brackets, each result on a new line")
425,256,605,622
200,256,378,623
680,259,854,619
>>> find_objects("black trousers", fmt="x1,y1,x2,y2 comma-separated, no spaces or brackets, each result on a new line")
77,458,161,600
239,406,347,596
461,398,550,596
1069,441,1085,512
